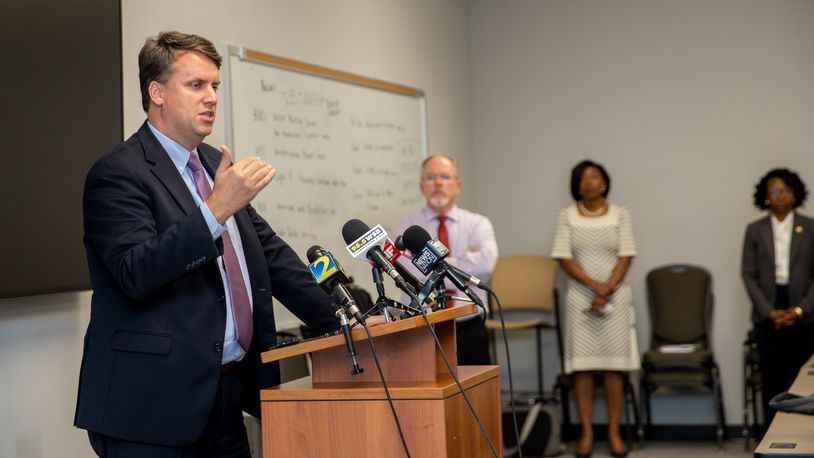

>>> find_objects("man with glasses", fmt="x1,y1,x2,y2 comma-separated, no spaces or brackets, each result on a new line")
395,154,498,365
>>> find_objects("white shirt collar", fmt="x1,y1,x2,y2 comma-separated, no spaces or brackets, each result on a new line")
421,205,460,222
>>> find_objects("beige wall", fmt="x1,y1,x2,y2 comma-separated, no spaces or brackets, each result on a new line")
1,2,472,457
470,0,814,424
121,0,474,184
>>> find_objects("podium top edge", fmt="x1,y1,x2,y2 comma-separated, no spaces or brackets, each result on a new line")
261,303,478,364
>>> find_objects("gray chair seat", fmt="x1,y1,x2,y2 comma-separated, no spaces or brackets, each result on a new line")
642,349,714,369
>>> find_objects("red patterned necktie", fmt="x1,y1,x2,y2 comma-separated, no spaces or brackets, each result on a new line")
437,215,450,249
187,153,253,352
437,215,456,305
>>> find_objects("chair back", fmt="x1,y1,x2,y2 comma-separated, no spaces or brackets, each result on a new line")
490,255,557,312
646,264,713,348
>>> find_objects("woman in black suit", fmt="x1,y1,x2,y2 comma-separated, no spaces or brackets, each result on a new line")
742,168,814,430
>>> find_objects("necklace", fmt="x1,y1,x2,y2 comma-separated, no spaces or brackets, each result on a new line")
578,201,608,217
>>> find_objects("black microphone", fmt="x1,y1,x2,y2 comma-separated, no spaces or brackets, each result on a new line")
401,225,485,309
386,236,440,303
341,219,417,297
306,245,364,375
306,245,365,324
396,235,483,288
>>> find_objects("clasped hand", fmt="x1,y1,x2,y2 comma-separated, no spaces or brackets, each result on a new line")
589,281,615,314
769,309,798,330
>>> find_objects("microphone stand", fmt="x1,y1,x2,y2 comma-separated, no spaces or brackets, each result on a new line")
359,266,423,324
335,308,363,375
434,281,449,310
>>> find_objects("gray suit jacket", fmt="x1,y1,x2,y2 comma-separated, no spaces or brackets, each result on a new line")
741,212,814,322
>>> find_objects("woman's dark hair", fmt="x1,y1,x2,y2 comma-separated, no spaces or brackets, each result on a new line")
570,160,611,201
753,168,807,210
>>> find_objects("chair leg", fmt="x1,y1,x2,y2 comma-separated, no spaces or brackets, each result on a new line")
535,327,544,399
712,366,724,448
623,381,633,447
628,378,642,445
743,383,751,451
559,382,572,441
743,363,750,450
641,378,651,444
751,382,760,439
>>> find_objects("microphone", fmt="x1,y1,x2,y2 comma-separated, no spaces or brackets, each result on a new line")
401,225,486,309
396,234,483,288
306,245,364,375
341,219,417,296
306,245,365,324
384,237,436,299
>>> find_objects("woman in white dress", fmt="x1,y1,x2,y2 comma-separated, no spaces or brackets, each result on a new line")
551,160,638,458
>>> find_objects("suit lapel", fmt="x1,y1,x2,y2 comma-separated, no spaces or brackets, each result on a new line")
760,216,774,269
790,213,803,267
138,122,197,216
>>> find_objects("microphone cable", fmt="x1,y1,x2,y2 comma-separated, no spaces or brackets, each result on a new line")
360,321,412,458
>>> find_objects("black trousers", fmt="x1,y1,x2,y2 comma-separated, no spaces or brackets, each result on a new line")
456,317,491,365
88,368,251,458
756,285,814,429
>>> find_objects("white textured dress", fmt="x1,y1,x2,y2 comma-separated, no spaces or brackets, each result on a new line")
551,204,639,373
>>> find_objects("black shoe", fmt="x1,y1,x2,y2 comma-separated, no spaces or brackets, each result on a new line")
575,447,593,458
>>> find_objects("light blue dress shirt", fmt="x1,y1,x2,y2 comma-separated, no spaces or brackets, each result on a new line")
148,123,253,364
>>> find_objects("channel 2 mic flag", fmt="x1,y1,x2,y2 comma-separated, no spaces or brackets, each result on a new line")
308,253,339,285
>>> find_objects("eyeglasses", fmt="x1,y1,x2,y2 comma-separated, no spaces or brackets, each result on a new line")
768,188,792,197
421,174,456,183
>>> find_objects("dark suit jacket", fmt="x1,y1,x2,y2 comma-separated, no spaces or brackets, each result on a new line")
741,212,814,323
74,122,338,446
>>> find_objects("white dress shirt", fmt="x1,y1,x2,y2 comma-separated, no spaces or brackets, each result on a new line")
771,214,793,285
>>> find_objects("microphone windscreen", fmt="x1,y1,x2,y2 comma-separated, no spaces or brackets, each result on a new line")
341,219,370,244
402,225,432,254
306,245,326,263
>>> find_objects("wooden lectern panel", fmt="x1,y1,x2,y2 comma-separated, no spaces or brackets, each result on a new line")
310,322,439,383
444,371,502,458
261,366,502,458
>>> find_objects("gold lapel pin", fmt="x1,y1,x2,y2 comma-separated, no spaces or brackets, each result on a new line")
795,225,803,234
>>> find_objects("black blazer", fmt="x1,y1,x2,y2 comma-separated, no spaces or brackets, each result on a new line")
74,122,338,446
741,212,814,323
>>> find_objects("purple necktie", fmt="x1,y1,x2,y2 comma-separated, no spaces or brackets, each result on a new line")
187,153,253,352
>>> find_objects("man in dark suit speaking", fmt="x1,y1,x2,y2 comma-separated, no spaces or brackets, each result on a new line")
74,31,339,457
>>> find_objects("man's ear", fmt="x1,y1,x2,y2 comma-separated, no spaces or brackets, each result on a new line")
148,80,164,108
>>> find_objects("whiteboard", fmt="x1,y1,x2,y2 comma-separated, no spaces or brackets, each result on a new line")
224,46,427,330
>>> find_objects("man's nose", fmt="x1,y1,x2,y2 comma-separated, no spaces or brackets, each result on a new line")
204,86,217,105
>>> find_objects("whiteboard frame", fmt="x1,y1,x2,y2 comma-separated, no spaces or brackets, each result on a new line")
223,45,428,157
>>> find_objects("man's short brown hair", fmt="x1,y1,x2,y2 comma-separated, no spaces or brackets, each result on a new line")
138,31,222,112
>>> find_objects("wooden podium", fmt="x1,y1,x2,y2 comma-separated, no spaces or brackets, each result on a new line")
259,304,503,458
